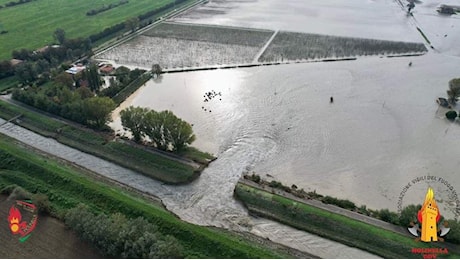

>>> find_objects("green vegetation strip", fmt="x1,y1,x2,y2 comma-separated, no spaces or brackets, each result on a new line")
234,183,459,259
0,134,286,258
0,99,198,183
112,72,151,105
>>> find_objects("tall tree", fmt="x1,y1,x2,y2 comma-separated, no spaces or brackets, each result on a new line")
120,106,149,142
151,64,162,77
447,78,460,105
53,28,66,45
163,111,195,151
82,97,115,129
143,110,167,150
82,64,102,92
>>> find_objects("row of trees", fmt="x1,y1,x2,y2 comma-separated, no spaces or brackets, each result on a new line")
0,0,36,9
120,106,195,152
65,204,183,258
86,0,129,16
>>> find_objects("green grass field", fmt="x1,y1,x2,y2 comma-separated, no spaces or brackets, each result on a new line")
0,134,288,258
0,0,179,59
235,183,460,259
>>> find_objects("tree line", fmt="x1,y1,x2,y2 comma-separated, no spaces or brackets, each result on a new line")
86,0,129,16
121,106,195,152
0,0,37,9
64,204,184,258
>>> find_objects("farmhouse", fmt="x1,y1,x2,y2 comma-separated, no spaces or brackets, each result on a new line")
65,64,86,75
10,59,23,67
99,64,114,74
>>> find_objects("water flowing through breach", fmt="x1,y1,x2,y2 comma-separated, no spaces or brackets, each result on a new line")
0,117,379,258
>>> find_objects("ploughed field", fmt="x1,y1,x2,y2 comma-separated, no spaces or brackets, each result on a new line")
0,195,101,258
96,22,427,69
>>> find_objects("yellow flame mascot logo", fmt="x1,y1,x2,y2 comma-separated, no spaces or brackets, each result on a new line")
408,187,450,242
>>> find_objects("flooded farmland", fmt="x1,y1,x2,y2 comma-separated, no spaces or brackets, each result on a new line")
3,0,459,258
108,0,460,219
106,0,460,256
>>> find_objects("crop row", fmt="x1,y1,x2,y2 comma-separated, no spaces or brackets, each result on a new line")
259,31,427,62
96,35,261,69
143,22,273,47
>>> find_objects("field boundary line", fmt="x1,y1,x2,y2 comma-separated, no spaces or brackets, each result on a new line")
253,30,278,63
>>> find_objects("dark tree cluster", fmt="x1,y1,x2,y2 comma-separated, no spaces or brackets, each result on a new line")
6,29,92,84
13,68,115,129
120,106,195,152
65,204,183,258
86,0,129,16
99,66,146,98
0,60,14,78
1,0,37,8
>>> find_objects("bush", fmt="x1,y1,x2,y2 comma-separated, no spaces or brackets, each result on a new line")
65,204,184,258
32,193,51,215
446,110,458,120
399,204,420,227
322,196,356,210
249,173,261,183
268,180,283,189
375,208,400,225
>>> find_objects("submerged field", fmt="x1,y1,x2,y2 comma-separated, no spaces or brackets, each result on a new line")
96,22,273,69
259,31,427,62
0,0,180,59
97,21,427,69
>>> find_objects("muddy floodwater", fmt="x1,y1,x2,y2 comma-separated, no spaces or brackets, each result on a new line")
112,0,460,216
107,0,460,257
2,0,459,258
112,53,460,219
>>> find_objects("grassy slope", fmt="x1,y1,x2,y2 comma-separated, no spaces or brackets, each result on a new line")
0,0,175,59
0,99,198,184
235,183,460,259
0,134,286,258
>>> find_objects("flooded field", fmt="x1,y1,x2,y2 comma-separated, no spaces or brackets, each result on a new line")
172,0,421,42
107,0,460,255
96,22,273,69
112,52,460,219
4,0,460,258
